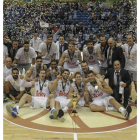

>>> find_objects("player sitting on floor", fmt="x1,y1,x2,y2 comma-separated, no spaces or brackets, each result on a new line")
6,69,64,120
84,70,132,120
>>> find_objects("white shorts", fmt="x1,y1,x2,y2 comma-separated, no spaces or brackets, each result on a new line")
128,70,137,82
90,96,114,107
55,96,71,109
64,62,80,72
77,96,85,106
29,97,49,109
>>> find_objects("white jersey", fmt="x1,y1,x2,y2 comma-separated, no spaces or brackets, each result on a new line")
15,47,36,63
55,79,71,98
3,65,12,79
80,67,93,78
121,43,137,71
84,47,98,65
71,80,85,98
5,75,25,91
31,63,44,79
34,80,50,97
29,37,42,51
38,42,57,64
87,82,109,101
64,49,79,67
49,66,61,81
95,43,107,68
3,45,8,60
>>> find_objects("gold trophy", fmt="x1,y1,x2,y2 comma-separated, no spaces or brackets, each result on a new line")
71,94,78,116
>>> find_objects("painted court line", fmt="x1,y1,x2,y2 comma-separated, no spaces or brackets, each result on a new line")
73,133,78,140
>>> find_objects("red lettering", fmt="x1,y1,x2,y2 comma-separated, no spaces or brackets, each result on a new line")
93,92,103,98
36,90,46,97
59,90,68,97
87,59,95,63
64,93,68,96
59,90,63,96
67,61,76,65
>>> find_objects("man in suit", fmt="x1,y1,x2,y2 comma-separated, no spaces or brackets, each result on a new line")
103,60,131,108
105,37,125,69
7,40,22,62
55,36,68,60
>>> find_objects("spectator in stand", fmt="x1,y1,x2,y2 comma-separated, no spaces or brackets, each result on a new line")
85,23,88,33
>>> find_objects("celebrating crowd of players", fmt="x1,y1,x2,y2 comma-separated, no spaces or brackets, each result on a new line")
3,31,137,121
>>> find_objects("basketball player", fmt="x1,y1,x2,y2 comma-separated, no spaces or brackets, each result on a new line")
74,61,102,78
38,34,57,68
13,41,36,73
47,60,64,81
3,44,8,63
83,40,103,73
85,70,132,120
69,72,89,107
121,34,137,103
29,32,42,54
27,57,48,81
6,69,64,119
58,41,82,72
3,57,13,79
50,69,71,121
4,67,26,101
60,72,91,113
94,35,108,75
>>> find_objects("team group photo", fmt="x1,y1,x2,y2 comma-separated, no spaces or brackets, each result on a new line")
3,0,137,140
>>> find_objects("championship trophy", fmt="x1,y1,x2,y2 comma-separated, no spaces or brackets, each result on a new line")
71,94,78,116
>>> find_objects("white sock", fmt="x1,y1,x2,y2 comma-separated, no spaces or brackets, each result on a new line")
62,107,68,113
16,106,20,112
106,107,115,111
51,107,55,111
119,107,126,115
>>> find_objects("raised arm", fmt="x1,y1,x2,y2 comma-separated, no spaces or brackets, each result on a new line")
52,53,56,60
58,52,68,66
49,75,62,92
95,77,113,94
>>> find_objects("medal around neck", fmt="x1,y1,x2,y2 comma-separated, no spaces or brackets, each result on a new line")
40,90,43,95
128,55,130,59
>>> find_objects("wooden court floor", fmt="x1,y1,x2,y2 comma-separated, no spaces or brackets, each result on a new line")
3,83,137,140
